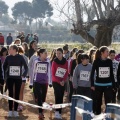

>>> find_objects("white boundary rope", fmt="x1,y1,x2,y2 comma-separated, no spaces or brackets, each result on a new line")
0,93,71,110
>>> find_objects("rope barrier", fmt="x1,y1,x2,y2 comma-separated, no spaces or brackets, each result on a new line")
0,93,71,111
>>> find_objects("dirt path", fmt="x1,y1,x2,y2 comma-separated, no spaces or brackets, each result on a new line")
0,82,70,120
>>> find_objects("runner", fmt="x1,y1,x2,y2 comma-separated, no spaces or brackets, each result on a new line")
14,38,21,45
30,49,52,119
52,48,68,119
109,50,119,103
17,46,28,112
22,42,29,57
0,58,3,95
3,44,28,117
91,46,115,115
73,53,92,98
0,47,8,95
28,40,37,59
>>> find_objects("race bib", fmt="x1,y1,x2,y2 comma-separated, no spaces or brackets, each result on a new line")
55,67,67,78
80,71,90,81
99,67,110,78
36,63,47,73
9,66,20,76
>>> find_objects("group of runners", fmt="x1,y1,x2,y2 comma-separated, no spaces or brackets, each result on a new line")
0,34,120,119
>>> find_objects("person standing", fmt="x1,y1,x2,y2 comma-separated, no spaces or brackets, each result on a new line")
109,50,119,103
34,34,39,43
3,44,28,117
63,44,70,60
29,34,34,43
25,34,30,44
30,49,52,119
91,46,115,115
6,33,13,48
28,40,37,59
0,33,4,47
52,48,68,119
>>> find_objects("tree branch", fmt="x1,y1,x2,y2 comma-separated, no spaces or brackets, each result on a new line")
92,0,99,19
95,0,104,19
82,0,92,22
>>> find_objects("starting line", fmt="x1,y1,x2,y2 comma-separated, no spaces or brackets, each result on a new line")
0,93,71,110
1,93,120,120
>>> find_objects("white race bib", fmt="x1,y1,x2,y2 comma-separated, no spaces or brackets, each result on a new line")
80,71,90,81
55,67,67,78
99,67,110,78
9,66,20,76
36,63,47,73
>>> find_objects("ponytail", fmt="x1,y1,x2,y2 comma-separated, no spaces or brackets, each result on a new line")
94,49,101,60
94,46,108,60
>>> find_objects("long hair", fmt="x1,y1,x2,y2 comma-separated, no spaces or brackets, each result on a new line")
94,46,108,60
50,49,56,63
0,47,8,56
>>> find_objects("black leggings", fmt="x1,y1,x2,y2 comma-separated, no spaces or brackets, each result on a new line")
94,86,113,115
34,82,48,113
53,82,65,114
7,78,22,111
69,81,73,102
0,85,3,94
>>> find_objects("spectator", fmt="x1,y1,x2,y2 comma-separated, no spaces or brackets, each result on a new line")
0,33,4,47
6,33,13,47
25,34,30,44
34,33,39,43
29,34,34,43
20,36,25,44
63,44,70,60
17,32,21,39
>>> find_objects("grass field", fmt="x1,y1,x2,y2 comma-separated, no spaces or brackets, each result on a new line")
39,42,120,53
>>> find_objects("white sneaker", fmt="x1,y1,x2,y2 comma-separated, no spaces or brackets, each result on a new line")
8,111,13,117
54,111,62,119
13,111,19,117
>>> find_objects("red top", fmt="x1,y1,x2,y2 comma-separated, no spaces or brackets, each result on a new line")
52,61,68,84
0,36,4,44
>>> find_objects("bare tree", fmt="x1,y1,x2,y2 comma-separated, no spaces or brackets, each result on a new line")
71,0,120,47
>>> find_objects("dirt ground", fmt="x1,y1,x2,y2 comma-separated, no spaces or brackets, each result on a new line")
0,82,70,120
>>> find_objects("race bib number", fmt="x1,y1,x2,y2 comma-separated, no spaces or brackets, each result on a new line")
55,67,67,78
36,63,47,73
99,67,110,78
80,71,90,81
9,66,20,76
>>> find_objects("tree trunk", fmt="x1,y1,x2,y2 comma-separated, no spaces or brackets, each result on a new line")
72,25,114,48
94,26,113,47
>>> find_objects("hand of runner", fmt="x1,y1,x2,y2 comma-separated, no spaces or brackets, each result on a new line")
49,84,52,88
0,79,4,86
60,81,64,86
29,85,33,89
91,86,95,91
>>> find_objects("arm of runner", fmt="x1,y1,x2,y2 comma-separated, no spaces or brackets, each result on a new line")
110,60,115,89
0,59,4,85
72,65,79,89
48,60,52,85
63,61,68,81
117,63,120,86
90,60,96,87
21,56,28,78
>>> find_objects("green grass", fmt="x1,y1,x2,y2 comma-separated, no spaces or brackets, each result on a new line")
38,42,120,53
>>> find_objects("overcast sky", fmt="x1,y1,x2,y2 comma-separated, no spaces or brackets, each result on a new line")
3,0,63,20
